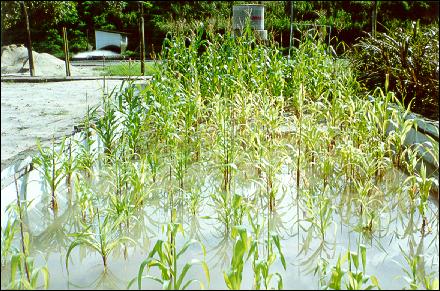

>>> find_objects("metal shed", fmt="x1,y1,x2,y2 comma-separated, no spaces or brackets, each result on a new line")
95,29,128,53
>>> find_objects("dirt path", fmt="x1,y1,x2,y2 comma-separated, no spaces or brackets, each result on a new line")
1,79,127,172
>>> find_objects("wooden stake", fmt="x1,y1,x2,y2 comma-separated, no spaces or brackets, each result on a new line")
21,1,35,76
139,2,145,76
63,27,71,76
372,1,378,38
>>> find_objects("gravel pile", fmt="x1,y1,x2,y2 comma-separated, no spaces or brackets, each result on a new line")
1,44,81,76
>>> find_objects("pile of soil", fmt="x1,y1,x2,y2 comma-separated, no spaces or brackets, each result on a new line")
1,44,81,76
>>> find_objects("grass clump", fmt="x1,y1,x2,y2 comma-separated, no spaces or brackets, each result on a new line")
99,61,159,76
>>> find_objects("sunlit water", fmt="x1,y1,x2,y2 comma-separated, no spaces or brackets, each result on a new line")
1,131,438,290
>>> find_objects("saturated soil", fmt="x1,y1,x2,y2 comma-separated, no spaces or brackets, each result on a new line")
0,79,126,172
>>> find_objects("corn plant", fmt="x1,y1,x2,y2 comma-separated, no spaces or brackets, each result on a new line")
75,104,99,178
130,222,210,290
66,208,135,271
1,217,17,267
63,136,77,197
325,244,380,290
73,176,95,222
95,90,121,161
223,226,252,290
250,214,287,291
117,83,145,155
33,136,66,212
210,191,249,235
7,248,50,290
5,175,50,289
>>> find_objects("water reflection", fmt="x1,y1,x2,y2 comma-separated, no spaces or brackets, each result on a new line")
67,268,122,289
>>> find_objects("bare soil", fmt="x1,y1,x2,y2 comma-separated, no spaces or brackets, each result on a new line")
0,79,126,172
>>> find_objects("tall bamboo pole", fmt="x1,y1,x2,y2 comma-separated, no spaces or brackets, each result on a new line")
21,1,35,76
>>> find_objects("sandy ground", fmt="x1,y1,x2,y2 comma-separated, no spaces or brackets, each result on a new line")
1,78,127,172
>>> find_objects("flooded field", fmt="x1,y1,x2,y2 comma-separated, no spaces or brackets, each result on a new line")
1,28,438,290
1,128,438,289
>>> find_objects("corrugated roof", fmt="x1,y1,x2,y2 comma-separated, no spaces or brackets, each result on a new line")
95,29,130,35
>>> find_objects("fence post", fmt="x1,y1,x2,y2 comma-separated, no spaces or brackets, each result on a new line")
63,27,71,76
288,1,293,60
139,2,145,76
372,1,377,38
21,1,35,76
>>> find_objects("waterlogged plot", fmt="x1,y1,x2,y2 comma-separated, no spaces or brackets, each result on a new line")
1,27,439,290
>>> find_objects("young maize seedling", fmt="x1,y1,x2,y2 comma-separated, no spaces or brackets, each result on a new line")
130,223,210,290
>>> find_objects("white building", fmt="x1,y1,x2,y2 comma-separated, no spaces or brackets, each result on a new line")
95,29,128,53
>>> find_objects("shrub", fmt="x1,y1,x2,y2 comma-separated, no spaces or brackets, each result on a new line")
349,21,439,120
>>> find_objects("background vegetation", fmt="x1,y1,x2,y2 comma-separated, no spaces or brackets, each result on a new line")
1,1,438,119
2,1,438,57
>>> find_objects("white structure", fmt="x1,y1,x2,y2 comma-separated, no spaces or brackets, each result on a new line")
95,29,128,53
232,4,267,40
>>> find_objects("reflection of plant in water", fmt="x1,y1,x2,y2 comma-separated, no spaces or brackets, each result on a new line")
67,267,122,290
395,235,439,290
131,223,210,290
66,209,135,271
32,205,84,256
298,226,337,281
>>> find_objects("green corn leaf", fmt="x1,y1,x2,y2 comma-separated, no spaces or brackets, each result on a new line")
162,279,171,290
351,251,359,270
66,240,85,272
176,239,203,260
223,271,233,290
176,259,200,288
137,258,153,290
40,266,50,289
272,234,286,270
182,279,205,290
360,244,367,273
275,272,283,290
201,261,210,287
10,253,21,285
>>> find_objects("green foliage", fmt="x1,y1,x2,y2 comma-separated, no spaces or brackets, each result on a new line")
3,198,50,290
325,244,381,290
99,61,158,76
223,226,252,290
32,137,67,212
130,223,210,290
8,249,50,290
66,209,135,270
350,21,439,120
